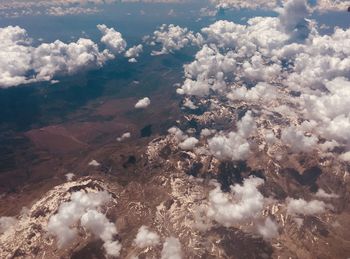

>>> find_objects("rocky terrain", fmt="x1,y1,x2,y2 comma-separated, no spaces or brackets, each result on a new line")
1,92,350,259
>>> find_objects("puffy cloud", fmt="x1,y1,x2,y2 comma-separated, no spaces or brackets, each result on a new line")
47,190,113,247
135,97,151,109
125,44,143,62
47,6,100,16
315,189,339,199
0,25,126,88
65,173,75,181
161,237,182,259
207,177,265,227
208,111,256,161
281,126,318,153
209,0,350,12
257,217,279,239
227,82,278,104
146,24,203,56
210,0,278,10
277,0,312,41
97,24,127,54
117,132,131,142
89,159,101,166
80,210,121,257
168,127,187,142
179,137,199,151
134,225,160,248
286,198,328,216
0,217,17,234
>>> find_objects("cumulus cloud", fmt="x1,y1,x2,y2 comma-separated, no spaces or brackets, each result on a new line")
47,6,100,16
97,24,127,54
207,177,265,227
135,97,151,109
281,126,318,153
277,0,312,41
179,137,199,150
286,198,328,216
257,217,279,239
209,0,350,12
89,159,101,166
65,173,75,181
117,132,131,142
0,217,17,234
134,225,160,248
0,24,127,88
208,111,256,161
47,190,120,257
146,24,203,56
125,44,143,62
161,237,182,259
315,189,339,199
80,210,121,257
168,127,188,142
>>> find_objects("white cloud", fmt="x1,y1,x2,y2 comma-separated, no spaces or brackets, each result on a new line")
257,217,279,239
0,25,125,88
147,24,203,56
47,6,100,16
135,97,151,109
168,127,188,142
277,0,311,41
65,173,75,181
315,189,339,199
0,217,17,234
80,210,121,257
208,111,256,161
281,126,318,153
161,237,182,259
207,177,265,227
179,137,199,150
209,0,350,12
97,24,127,54
286,198,328,216
125,44,143,62
89,159,101,166
134,225,160,248
47,190,112,248
117,132,131,142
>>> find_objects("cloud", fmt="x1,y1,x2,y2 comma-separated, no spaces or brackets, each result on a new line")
47,6,100,16
89,159,101,166
286,198,328,216
80,210,121,257
97,24,127,54
208,111,256,161
125,44,143,62
207,177,265,227
257,217,279,239
174,0,350,157
161,237,182,259
47,190,121,256
0,25,126,88
65,173,75,181
209,0,350,12
277,0,312,41
179,137,199,150
146,24,203,56
134,225,160,248
315,189,339,199
135,97,151,109
281,126,318,153
117,132,131,142
0,217,17,234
